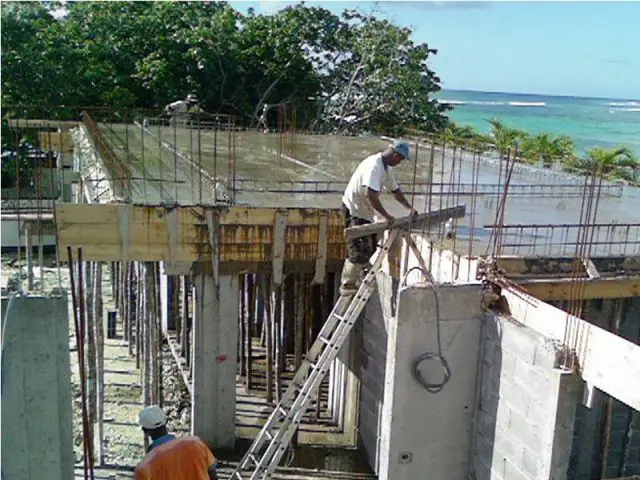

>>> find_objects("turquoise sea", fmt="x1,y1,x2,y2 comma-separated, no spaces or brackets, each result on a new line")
438,89,640,156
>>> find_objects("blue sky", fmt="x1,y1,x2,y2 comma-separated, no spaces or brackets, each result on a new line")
228,1,640,100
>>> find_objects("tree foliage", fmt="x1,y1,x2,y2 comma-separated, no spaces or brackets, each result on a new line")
521,133,575,168
1,1,449,134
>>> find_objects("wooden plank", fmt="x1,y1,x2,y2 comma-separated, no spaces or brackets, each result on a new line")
7,119,79,130
55,204,344,227
38,131,72,153
272,211,288,285
516,276,640,300
502,286,640,411
344,204,466,240
312,213,328,285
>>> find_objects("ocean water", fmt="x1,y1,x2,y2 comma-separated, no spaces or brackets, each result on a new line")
438,89,640,156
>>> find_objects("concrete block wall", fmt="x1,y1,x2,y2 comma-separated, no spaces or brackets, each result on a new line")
1,293,74,480
357,271,397,473
568,297,640,479
473,314,580,480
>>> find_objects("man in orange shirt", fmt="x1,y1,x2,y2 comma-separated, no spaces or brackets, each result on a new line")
135,405,219,480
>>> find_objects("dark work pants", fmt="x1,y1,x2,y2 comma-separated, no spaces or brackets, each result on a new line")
341,203,377,265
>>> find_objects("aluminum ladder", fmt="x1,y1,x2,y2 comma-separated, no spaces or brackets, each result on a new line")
229,228,400,480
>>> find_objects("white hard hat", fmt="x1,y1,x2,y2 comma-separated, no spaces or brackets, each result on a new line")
139,405,167,429
186,93,198,102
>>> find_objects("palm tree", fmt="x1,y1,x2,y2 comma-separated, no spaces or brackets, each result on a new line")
521,133,576,169
442,122,492,151
570,146,638,181
487,119,528,159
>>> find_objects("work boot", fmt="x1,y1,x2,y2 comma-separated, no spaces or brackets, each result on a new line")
339,260,364,296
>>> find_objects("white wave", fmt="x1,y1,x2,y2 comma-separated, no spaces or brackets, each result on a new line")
610,107,640,112
438,99,505,106
508,101,546,107
608,101,640,107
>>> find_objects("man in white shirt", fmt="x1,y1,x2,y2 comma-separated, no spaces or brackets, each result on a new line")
340,139,417,295
164,94,200,126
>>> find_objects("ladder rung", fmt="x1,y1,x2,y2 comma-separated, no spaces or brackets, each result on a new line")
318,335,331,345
249,453,259,465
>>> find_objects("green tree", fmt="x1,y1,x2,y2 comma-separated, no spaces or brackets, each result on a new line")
443,121,492,150
487,119,528,158
521,133,575,168
568,146,638,181
316,9,449,135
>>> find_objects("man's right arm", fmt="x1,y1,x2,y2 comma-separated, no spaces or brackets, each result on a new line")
366,188,394,223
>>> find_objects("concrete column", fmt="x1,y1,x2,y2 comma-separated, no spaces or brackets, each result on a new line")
378,283,483,480
160,264,176,335
1,292,73,479
191,273,239,449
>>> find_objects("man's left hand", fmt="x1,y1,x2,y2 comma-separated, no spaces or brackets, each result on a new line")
408,208,419,217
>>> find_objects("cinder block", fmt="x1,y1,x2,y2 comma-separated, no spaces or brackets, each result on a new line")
499,321,537,365
532,339,562,370
514,359,552,397
497,378,531,418
504,457,530,480
526,400,551,430
520,447,541,479
508,412,542,453
499,351,518,383
493,428,520,463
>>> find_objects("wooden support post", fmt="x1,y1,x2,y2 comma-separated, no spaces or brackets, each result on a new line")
264,276,274,403
123,262,130,342
85,262,97,426
274,283,283,403
245,274,254,391
25,224,34,291
135,263,142,370
239,275,246,376
271,211,287,403
181,276,190,359
127,263,135,357
283,275,295,363
294,274,304,370
143,263,152,412
93,262,105,465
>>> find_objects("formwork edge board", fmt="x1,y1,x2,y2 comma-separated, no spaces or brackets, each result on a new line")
55,204,344,227
516,276,640,300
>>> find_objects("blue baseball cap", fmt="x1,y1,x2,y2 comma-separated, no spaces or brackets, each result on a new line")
391,139,410,160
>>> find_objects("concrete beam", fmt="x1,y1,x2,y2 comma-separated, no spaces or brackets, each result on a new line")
502,286,640,411
191,273,239,449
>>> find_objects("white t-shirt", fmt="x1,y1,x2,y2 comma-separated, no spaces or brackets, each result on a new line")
342,153,399,222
